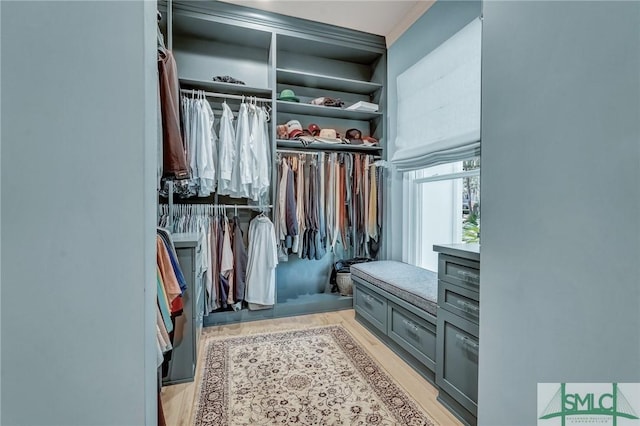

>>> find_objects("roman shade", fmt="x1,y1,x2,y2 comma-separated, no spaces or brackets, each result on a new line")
392,17,482,172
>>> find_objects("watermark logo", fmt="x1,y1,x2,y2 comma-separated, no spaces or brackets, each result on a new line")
538,383,640,426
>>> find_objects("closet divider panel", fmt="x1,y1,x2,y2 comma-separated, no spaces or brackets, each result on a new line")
159,0,386,324
272,27,386,315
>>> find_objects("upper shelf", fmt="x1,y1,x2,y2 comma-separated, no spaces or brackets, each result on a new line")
277,69,382,95
277,33,383,65
172,11,272,50
277,101,382,120
179,78,272,97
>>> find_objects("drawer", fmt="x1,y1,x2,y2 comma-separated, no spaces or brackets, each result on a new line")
436,308,479,416
354,283,388,334
438,281,479,324
438,254,480,292
388,302,436,372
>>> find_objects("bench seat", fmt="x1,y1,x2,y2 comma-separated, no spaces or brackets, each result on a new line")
350,260,438,316
350,260,439,383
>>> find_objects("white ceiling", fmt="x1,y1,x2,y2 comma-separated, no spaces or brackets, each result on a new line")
218,0,435,46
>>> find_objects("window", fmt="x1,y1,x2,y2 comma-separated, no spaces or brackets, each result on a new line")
403,157,480,272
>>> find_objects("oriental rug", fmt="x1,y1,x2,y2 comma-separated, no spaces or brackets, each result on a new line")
194,325,437,425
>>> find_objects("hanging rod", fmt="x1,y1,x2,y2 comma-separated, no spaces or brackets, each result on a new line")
161,203,272,210
277,149,382,161
180,89,271,103
211,204,272,210
277,149,320,155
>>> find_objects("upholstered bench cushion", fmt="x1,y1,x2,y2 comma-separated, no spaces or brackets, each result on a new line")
350,261,438,316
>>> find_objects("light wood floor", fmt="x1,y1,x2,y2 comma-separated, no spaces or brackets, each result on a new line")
160,309,462,426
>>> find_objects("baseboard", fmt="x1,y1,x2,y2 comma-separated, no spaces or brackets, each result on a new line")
437,391,477,426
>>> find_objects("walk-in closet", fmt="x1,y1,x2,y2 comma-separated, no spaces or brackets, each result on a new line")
156,0,388,328
155,2,394,422
5,0,639,425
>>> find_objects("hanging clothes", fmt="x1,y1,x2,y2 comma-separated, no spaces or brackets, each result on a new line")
231,216,248,308
293,156,305,255
275,151,383,260
253,106,271,204
208,219,219,313
158,48,189,181
160,205,256,313
156,235,183,314
156,228,189,380
220,216,234,308
217,102,237,196
245,215,278,308
368,162,378,240
181,93,218,197
232,102,252,199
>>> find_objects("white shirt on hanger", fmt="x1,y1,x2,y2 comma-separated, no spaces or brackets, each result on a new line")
245,215,278,307
217,102,236,196
230,102,252,199
197,99,217,197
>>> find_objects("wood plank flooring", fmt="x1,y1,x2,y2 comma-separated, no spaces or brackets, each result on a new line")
160,309,462,426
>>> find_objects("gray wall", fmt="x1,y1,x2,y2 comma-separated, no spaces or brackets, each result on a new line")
1,1,157,425
479,2,640,425
385,0,481,260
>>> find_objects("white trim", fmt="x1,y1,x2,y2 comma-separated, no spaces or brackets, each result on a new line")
386,0,436,47
414,169,480,185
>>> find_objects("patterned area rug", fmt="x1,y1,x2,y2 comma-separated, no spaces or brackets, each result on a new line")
194,325,437,425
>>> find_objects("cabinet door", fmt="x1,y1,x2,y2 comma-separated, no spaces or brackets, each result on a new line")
164,246,197,385
436,308,479,417
353,283,388,334
388,302,437,372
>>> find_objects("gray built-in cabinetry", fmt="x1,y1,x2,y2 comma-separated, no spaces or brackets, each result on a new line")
159,0,386,325
434,244,480,426
163,234,203,385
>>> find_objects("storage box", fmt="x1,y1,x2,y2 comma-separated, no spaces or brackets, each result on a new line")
345,101,379,112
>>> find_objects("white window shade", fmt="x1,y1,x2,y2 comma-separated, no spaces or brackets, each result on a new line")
392,17,482,172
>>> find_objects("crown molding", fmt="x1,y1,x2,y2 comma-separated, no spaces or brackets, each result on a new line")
386,0,436,47
172,0,387,53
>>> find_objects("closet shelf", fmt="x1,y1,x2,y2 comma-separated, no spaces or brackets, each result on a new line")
180,78,272,97
277,101,382,120
277,139,382,153
172,10,272,49
276,68,382,95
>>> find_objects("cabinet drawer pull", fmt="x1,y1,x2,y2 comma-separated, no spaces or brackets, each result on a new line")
402,318,420,333
456,299,479,313
457,269,479,281
455,333,479,349
363,294,375,305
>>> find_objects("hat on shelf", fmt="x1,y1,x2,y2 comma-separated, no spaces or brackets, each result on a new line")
310,97,344,108
345,128,364,145
212,75,246,85
315,128,343,144
286,120,304,138
308,123,321,137
277,124,289,140
278,89,299,102
362,136,379,146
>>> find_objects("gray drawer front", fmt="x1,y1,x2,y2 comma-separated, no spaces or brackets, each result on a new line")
436,308,479,416
354,284,387,334
439,254,480,292
438,281,479,324
388,302,436,371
